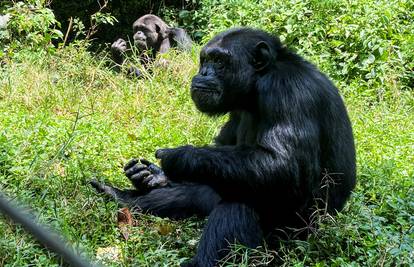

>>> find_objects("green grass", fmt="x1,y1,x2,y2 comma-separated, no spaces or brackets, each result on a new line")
0,39,413,267
0,46,222,266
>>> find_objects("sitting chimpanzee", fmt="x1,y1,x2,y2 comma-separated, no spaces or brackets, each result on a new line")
91,27,356,266
111,14,192,76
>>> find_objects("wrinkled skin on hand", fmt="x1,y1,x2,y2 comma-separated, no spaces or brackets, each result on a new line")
124,158,169,190
89,158,170,204
111,38,128,65
154,145,195,182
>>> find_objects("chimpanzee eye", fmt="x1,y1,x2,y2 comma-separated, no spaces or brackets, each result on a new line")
215,59,224,68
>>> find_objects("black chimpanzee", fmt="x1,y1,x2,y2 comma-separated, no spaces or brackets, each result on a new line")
91,27,356,266
111,14,192,76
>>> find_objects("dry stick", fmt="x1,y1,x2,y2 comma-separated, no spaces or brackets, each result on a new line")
62,17,73,47
86,0,109,40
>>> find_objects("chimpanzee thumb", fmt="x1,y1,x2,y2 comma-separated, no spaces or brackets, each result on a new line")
155,148,169,159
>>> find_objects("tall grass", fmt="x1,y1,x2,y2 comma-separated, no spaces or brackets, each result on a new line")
0,0,413,266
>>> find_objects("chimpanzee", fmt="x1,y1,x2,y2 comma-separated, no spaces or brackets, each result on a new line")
111,14,192,76
91,27,356,266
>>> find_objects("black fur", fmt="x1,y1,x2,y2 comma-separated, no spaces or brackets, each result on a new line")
92,28,356,266
111,14,192,77
168,27,193,51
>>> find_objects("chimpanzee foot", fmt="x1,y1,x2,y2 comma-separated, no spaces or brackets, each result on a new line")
90,179,140,205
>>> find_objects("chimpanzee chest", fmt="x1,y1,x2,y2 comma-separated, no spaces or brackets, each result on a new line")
236,112,258,145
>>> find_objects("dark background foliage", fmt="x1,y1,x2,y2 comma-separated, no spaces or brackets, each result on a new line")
0,0,413,266
50,0,197,44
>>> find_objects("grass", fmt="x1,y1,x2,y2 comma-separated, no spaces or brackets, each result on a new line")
0,41,413,266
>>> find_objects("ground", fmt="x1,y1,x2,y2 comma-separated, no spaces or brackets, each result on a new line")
0,44,413,266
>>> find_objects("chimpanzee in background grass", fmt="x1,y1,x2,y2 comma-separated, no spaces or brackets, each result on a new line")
111,14,192,76
91,27,356,266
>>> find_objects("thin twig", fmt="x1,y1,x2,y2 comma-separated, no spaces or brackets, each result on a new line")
62,17,73,47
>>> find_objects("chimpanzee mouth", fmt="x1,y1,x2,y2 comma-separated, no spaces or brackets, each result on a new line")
191,86,223,111
191,84,222,94
191,87,223,102
192,87,219,93
134,40,147,49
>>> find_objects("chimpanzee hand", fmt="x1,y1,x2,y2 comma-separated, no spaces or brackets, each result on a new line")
124,158,169,190
111,38,128,65
155,145,195,181
127,66,142,77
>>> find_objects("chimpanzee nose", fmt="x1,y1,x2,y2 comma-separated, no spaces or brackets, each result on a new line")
199,66,214,76
134,31,146,41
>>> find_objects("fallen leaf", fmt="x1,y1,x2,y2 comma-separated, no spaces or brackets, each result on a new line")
118,207,133,225
117,207,133,240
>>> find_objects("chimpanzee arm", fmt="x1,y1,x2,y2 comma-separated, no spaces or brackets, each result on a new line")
157,119,320,190
169,27,192,51
214,112,241,146
157,145,284,189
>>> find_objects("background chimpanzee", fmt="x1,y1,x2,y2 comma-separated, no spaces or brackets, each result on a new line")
111,14,192,76
91,27,356,266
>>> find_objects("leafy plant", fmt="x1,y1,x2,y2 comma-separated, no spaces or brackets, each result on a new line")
0,0,63,55
0,0,413,266
176,0,414,98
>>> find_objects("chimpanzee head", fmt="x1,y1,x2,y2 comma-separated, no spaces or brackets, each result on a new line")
190,28,282,115
132,15,169,51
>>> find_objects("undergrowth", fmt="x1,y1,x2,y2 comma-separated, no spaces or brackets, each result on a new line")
0,0,413,266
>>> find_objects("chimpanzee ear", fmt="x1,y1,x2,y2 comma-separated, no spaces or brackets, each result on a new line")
156,24,169,39
155,23,161,33
253,41,272,71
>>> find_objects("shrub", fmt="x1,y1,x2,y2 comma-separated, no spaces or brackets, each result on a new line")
176,0,414,96
50,0,190,45
0,0,63,56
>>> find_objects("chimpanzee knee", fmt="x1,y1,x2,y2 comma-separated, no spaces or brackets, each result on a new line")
186,202,263,267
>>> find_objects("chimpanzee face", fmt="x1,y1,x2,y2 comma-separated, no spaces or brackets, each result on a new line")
132,19,163,51
191,36,272,115
132,15,168,51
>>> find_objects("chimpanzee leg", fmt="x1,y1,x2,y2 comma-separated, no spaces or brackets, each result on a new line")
90,180,221,219
184,202,263,267
132,183,221,219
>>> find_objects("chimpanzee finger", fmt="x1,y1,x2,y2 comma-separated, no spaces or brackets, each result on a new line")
90,180,120,199
90,180,139,205
130,170,151,184
113,40,123,49
140,158,153,166
90,179,106,193
142,174,155,187
123,158,138,171
140,159,163,174
125,163,147,177
148,164,163,175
